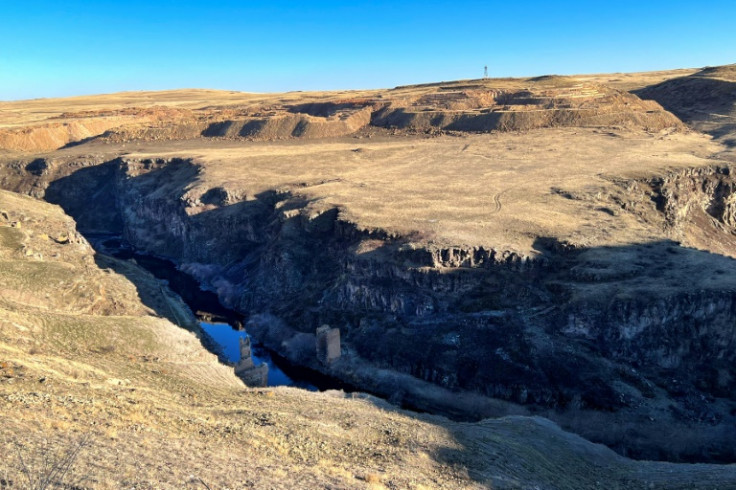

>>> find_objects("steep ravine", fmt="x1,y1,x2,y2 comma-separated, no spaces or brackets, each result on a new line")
8,155,736,463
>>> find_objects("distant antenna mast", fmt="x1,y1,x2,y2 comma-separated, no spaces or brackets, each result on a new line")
484,65,488,78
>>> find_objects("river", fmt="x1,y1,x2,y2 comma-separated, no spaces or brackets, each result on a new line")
89,234,351,391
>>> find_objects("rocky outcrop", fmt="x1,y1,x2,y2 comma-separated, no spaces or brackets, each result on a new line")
0,107,195,152
372,84,682,133
203,106,373,140
103,106,373,144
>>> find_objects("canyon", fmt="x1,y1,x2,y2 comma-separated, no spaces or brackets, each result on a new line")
1,65,736,487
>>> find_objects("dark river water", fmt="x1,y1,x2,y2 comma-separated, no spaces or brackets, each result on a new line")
89,234,344,391
199,320,316,389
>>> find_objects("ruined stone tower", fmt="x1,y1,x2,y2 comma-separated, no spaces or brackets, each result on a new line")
234,336,268,386
316,325,341,364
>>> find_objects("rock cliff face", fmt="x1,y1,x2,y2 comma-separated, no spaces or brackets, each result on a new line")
11,152,736,462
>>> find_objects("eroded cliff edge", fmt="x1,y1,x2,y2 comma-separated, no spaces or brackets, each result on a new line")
1,124,735,463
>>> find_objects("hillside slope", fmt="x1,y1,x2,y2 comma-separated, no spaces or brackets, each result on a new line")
636,64,736,147
0,71,686,153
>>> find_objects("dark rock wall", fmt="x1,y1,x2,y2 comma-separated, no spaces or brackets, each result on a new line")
7,155,736,462
76,159,734,409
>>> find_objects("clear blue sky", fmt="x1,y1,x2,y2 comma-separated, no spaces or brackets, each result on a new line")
1,0,734,100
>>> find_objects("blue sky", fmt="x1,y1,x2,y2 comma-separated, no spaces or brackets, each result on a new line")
0,1,734,100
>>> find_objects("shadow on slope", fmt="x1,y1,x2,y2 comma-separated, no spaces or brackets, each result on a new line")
635,65,736,145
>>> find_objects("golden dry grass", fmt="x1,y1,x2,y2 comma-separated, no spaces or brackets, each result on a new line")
118,127,724,257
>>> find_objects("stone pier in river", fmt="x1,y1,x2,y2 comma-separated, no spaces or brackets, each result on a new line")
234,336,268,387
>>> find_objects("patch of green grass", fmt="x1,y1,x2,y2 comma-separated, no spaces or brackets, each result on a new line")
44,315,158,357
0,227,23,250
0,260,75,291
